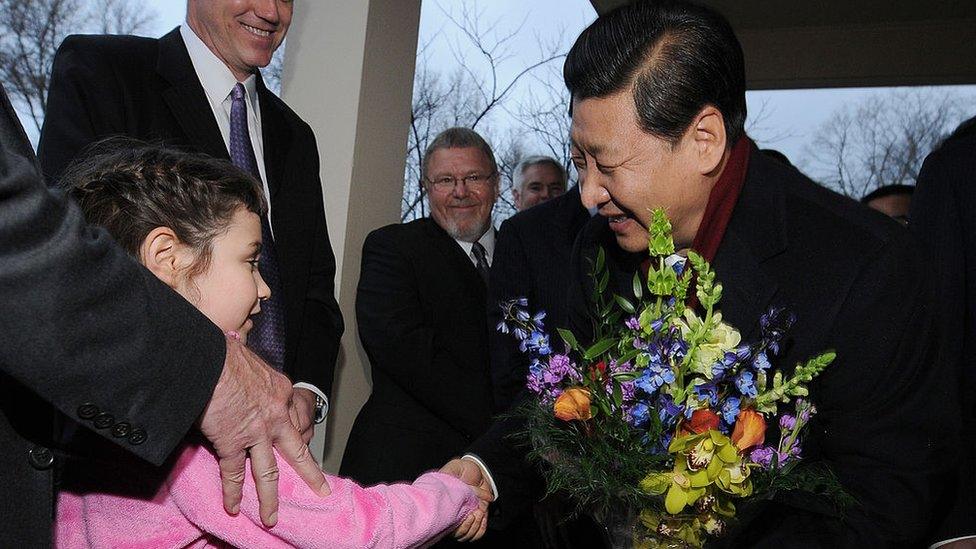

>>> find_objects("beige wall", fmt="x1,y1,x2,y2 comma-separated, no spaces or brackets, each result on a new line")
281,0,422,472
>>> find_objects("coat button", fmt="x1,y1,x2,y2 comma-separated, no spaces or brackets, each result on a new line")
77,403,99,420
93,413,114,429
111,422,131,438
28,446,54,470
128,429,147,446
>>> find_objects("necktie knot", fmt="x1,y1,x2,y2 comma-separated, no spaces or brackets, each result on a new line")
231,82,246,102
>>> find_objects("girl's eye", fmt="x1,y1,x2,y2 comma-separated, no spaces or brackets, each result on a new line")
247,259,260,271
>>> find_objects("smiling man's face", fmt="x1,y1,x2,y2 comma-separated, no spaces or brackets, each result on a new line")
570,90,713,252
187,0,292,81
425,147,498,243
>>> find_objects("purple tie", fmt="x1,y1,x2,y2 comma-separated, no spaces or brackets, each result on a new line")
229,83,286,371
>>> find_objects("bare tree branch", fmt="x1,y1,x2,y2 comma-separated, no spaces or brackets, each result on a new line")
803,89,970,198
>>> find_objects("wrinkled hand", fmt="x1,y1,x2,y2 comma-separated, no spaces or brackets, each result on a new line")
199,336,329,527
289,387,317,444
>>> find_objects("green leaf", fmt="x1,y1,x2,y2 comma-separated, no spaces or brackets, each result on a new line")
632,272,644,302
557,328,579,351
596,246,606,273
639,472,672,495
614,294,635,314
612,380,623,408
583,338,617,360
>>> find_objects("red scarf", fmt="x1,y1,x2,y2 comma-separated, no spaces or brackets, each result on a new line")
690,135,752,263
640,136,752,307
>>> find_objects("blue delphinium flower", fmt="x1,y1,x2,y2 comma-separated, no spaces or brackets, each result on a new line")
629,402,650,428
658,393,684,426
735,369,758,398
693,381,718,406
635,361,675,396
779,414,796,430
720,396,741,425
753,351,771,371
712,351,740,380
520,330,551,355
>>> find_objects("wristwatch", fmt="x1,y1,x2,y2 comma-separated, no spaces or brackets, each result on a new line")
313,394,328,424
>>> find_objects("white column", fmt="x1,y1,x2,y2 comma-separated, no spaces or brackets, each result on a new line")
281,0,421,472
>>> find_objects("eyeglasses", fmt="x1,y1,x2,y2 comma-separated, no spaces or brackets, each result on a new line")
425,172,497,191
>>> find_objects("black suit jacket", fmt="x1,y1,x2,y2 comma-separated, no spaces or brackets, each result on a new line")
910,117,976,543
37,29,343,393
568,148,957,547
0,84,224,545
486,186,590,409
468,189,597,533
341,218,495,485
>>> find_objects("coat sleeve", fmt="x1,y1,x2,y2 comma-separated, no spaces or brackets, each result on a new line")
168,443,478,549
38,35,127,185
355,228,492,438
0,85,225,466
290,124,344,395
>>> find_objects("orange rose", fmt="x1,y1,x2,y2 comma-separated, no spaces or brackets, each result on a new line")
731,409,766,452
554,388,592,422
685,409,721,434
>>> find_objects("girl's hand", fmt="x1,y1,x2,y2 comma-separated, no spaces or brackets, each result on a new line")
453,500,488,542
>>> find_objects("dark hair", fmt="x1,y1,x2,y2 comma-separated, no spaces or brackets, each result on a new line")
63,137,267,277
861,184,915,204
421,127,497,180
564,0,747,147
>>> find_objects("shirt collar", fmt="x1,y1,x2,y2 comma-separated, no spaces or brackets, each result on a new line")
180,23,259,112
453,225,496,266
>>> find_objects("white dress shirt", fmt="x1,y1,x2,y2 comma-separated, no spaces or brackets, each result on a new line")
454,227,496,268
180,23,328,417
180,24,272,221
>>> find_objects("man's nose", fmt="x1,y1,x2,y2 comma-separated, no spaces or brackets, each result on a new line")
452,180,470,198
579,177,607,209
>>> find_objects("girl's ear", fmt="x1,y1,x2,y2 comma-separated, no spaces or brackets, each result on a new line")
139,227,192,288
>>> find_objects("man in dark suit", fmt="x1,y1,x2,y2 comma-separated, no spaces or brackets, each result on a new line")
910,116,976,547
38,0,342,436
557,3,957,546
342,127,497,486
0,81,325,545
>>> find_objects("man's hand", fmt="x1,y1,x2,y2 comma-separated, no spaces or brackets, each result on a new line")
440,459,491,542
199,336,329,527
289,387,317,444
440,458,494,502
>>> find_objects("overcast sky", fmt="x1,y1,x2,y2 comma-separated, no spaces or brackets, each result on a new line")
45,0,974,184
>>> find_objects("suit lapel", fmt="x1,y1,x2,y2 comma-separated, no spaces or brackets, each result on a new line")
424,219,486,296
156,29,228,161
712,150,788,339
257,78,287,198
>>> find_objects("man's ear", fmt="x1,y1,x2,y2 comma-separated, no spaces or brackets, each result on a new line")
690,105,728,176
139,226,190,288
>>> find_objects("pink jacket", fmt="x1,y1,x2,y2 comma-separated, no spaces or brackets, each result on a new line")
56,441,479,548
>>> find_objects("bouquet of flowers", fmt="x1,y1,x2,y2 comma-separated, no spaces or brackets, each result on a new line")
498,210,847,548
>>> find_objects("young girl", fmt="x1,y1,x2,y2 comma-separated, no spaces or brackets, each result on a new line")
54,142,488,548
